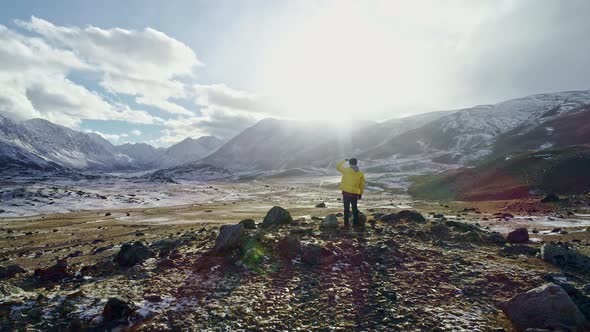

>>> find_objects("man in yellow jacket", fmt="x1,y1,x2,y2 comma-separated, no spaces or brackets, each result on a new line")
336,158,365,227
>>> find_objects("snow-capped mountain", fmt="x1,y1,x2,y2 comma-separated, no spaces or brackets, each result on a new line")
200,118,344,171
160,136,224,168
115,143,165,168
0,115,224,172
363,90,590,163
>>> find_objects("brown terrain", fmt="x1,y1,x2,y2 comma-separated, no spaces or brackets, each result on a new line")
2,179,590,331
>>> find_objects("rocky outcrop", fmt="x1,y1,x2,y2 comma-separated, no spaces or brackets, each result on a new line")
319,214,339,231
261,206,294,228
239,219,257,229
541,243,590,273
499,283,587,331
114,242,155,267
213,224,245,254
507,228,529,244
380,210,426,223
34,259,71,282
0,264,26,280
102,297,137,322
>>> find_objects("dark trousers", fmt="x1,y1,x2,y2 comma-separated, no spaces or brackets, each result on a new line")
342,192,359,226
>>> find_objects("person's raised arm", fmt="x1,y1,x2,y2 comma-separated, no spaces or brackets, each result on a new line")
336,159,347,173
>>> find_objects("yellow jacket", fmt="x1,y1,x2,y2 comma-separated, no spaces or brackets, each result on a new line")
336,159,365,195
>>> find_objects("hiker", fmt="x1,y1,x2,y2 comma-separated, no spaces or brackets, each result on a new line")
336,158,365,227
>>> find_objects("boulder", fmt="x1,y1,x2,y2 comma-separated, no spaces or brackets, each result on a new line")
34,259,71,282
156,258,176,270
239,218,257,229
507,228,529,244
500,245,539,256
302,243,337,265
541,243,590,273
114,242,155,267
541,193,560,203
213,224,245,254
380,210,426,223
102,297,137,322
0,264,27,280
498,283,587,331
356,212,367,228
261,206,293,228
319,214,339,231
315,202,326,208
430,223,451,240
277,236,302,259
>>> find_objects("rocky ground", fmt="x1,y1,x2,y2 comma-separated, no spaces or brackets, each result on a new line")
2,179,590,331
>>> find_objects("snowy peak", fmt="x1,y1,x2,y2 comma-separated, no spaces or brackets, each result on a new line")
161,136,224,167
363,89,590,162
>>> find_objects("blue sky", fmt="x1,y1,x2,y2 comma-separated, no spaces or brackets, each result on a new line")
1,1,590,147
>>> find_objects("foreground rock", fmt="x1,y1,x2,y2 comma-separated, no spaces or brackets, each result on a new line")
114,242,155,267
380,210,426,223
34,259,71,282
319,214,339,231
507,228,529,244
0,264,26,280
238,218,257,229
499,283,587,331
541,193,560,203
261,206,294,228
102,297,137,322
213,224,245,254
541,243,590,273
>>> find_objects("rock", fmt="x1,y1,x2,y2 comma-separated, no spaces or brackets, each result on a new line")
156,258,176,270
541,243,590,273
433,213,444,218
302,243,336,265
541,193,560,203
213,224,245,254
356,212,367,227
135,231,145,237
320,214,339,231
145,294,163,303
150,239,183,253
114,242,155,267
498,283,587,331
0,264,26,279
34,259,71,282
380,210,426,223
261,206,293,228
0,282,26,297
500,245,539,256
239,218,257,229
102,297,137,322
277,236,302,259
315,202,326,208
507,228,529,244
430,222,451,240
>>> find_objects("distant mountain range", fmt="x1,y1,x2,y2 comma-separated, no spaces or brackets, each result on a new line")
0,115,223,172
2,89,590,184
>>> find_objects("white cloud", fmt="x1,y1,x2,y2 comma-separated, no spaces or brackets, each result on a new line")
16,16,200,115
0,16,269,148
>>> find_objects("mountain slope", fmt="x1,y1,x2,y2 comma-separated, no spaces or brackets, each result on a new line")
115,143,164,168
408,145,590,201
161,136,223,168
491,104,590,157
201,119,345,171
363,90,590,163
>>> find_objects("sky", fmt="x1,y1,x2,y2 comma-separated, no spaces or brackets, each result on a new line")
1,0,590,147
